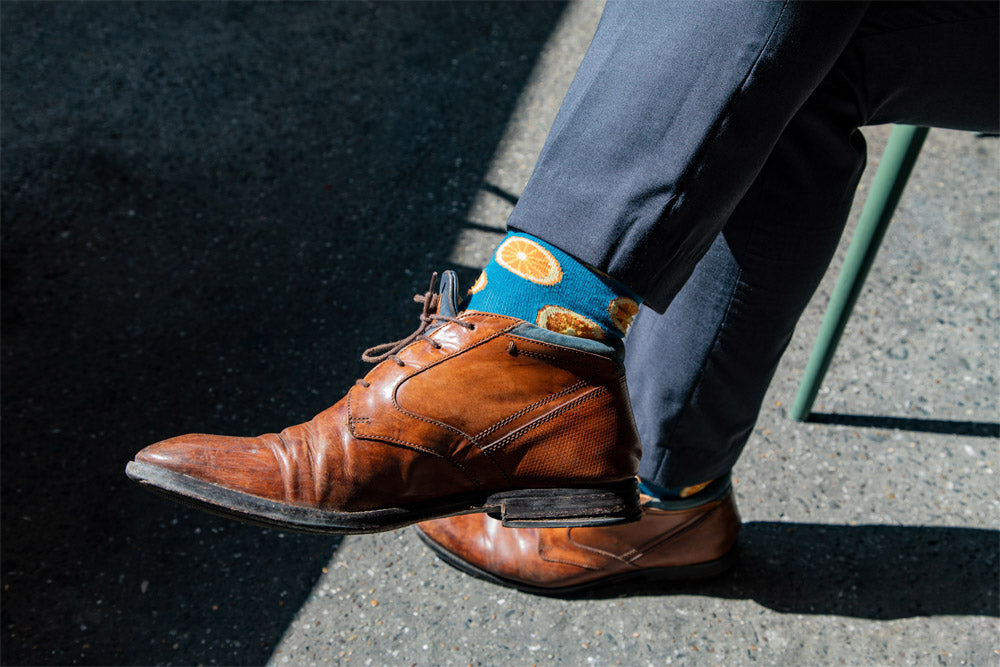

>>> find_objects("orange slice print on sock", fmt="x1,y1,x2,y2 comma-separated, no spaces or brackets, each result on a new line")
495,237,562,285
468,270,488,295
679,480,713,498
608,297,639,334
536,305,605,340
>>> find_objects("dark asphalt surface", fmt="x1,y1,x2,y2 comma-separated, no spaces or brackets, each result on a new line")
2,3,567,664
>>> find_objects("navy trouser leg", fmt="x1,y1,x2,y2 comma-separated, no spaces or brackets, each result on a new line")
627,76,867,487
510,2,997,311
626,2,999,487
506,1,998,486
509,0,870,312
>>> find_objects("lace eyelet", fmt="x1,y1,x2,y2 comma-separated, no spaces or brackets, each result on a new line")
360,274,479,366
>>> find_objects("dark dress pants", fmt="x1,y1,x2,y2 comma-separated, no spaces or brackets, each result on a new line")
507,1,999,487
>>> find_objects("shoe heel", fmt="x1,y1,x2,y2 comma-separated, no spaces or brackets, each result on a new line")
486,478,640,528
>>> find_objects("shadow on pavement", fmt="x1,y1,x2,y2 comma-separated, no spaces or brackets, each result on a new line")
806,413,1000,438
575,522,999,619
1,2,567,664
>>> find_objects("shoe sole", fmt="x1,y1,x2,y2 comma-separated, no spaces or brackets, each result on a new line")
417,528,738,596
125,461,641,535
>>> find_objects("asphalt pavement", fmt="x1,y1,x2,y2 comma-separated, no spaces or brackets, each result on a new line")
2,2,997,665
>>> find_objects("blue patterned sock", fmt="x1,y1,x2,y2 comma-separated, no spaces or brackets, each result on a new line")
639,477,715,500
466,232,640,340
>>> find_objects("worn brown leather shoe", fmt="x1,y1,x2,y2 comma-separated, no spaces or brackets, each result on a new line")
126,271,641,534
417,478,740,594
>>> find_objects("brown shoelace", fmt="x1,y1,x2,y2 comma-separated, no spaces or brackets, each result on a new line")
356,272,473,387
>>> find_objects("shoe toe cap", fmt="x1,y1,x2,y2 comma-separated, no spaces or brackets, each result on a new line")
133,433,285,500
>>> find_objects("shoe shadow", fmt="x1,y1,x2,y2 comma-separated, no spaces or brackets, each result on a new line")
575,521,999,619
0,2,567,665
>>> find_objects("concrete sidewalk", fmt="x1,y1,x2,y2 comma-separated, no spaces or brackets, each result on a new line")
2,2,996,665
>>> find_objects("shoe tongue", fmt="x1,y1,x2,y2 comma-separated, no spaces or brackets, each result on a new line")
436,270,461,318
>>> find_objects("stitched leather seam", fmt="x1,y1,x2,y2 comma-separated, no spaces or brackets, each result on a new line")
555,503,724,566
512,348,611,374
352,315,597,488
384,320,529,486
391,319,523,440
347,386,482,485
618,547,641,561
536,553,603,571
346,386,361,438
482,386,609,453
506,333,620,367
632,502,722,558
562,529,637,566
538,536,629,572
359,432,482,485
472,380,590,442
392,407,470,441
480,447,513,486
536,534,587,570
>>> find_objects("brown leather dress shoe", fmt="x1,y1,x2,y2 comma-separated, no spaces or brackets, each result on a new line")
126,272,641,534
417,479,740,594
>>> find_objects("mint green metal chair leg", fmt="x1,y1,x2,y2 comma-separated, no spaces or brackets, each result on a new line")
790,124,930,421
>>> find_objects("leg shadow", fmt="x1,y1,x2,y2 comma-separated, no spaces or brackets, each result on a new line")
806,413,1000,438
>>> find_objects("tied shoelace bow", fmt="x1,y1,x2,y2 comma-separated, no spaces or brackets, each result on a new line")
356,272,474,388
